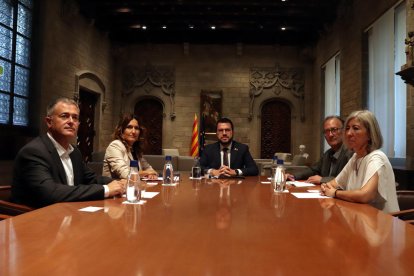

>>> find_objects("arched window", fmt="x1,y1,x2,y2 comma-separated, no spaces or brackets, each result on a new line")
0,0,33,126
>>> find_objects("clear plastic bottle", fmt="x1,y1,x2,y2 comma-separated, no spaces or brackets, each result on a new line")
163,155,174,185
126,160,141,203
271,155,278,179
272,159,286,192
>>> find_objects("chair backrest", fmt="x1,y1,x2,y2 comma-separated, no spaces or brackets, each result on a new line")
178,156,195,172
292,155,307,166
91,151,105,162
0,185,11,201
0,186,34,217
144,155,178,173
162,148,180,156
397,190,414,211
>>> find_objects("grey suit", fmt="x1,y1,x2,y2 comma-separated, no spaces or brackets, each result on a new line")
293,144,352,183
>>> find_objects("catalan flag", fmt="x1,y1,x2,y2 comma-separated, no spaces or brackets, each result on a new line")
190,113,199,157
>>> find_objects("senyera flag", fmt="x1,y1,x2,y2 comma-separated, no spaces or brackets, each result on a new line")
190,113,199,157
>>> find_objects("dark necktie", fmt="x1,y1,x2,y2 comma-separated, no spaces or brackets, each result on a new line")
223,148,229,166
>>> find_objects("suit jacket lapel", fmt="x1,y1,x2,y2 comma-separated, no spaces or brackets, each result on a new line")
321,150,332,176
41,134,68,185
230,142,238,167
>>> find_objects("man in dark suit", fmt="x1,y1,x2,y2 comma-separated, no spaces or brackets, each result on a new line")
288,116,352,184
200,118,258,177
12,97,125,208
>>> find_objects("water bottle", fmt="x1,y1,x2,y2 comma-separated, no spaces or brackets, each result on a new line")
272,159,286,192
126,160,141,203
271,155,278,179
163,155,174,185
192,157,202,179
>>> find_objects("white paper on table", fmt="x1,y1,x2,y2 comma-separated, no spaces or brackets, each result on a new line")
142,192,159,199
287,181,315,187
141,177,163,181
162,183,178,186
261,181,271,184
291,193,329,199
307,189,321,193
122,200,147,205
146,182,158,186
79,206,104,212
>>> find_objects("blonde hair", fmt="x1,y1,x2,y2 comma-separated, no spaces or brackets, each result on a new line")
344,110,383,152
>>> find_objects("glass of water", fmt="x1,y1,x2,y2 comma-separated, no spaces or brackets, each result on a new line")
192,166,202,179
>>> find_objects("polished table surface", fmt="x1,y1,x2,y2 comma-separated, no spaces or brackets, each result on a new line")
1,174,414,275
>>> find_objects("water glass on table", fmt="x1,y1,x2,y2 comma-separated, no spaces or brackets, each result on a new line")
192,166,202,179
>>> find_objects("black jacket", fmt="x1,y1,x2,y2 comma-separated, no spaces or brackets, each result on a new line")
12,134,111,208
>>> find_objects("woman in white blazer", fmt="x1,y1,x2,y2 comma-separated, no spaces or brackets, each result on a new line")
103,113,158,180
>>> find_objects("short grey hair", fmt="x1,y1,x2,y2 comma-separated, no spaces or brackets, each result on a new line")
344,110,383,152
46,97,79,116
323,115,344,127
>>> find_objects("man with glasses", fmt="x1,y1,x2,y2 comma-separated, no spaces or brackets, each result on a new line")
200,117,258,177
287,116,352,184
12,97,126,208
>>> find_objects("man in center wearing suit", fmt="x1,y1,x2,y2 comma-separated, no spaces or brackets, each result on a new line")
200,117,258,177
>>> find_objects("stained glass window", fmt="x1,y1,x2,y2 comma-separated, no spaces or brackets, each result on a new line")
0,93,10,124
0,0,32,127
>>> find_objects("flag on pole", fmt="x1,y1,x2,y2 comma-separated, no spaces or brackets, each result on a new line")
199,113,206,156
190,113,199,157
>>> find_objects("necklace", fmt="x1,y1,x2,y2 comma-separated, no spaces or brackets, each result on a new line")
354,155,366,176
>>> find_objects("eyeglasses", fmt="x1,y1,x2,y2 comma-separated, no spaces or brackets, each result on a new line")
323,127,342,135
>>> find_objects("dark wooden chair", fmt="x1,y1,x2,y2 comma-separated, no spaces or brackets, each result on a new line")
0,214,12,221
0,186,33,218
391,190,414,224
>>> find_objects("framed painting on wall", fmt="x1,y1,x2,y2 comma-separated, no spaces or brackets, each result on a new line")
200,90,222,137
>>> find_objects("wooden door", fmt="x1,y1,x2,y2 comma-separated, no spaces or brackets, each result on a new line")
77,89,98,162
260,100,291,159
134,98,163,155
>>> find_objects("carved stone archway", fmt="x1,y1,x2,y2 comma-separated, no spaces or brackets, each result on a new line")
249,65,305,121
122,63,176,120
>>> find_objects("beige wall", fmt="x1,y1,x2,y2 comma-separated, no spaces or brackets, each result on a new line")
35,0,115,150
314,0,413,168
27,0,412,167
113,44,316,159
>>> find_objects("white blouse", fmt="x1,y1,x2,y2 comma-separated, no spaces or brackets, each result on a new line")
335,150,399,213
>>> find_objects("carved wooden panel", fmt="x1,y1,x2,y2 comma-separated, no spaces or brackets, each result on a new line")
134,98,163,155
260,100,291,159
77,89,98,162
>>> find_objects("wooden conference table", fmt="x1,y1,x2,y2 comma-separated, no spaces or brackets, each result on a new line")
1,174,414,275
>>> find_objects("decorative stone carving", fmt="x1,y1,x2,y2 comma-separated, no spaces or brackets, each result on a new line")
249,65,305,121
405,31,414,67
123,63,176,119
